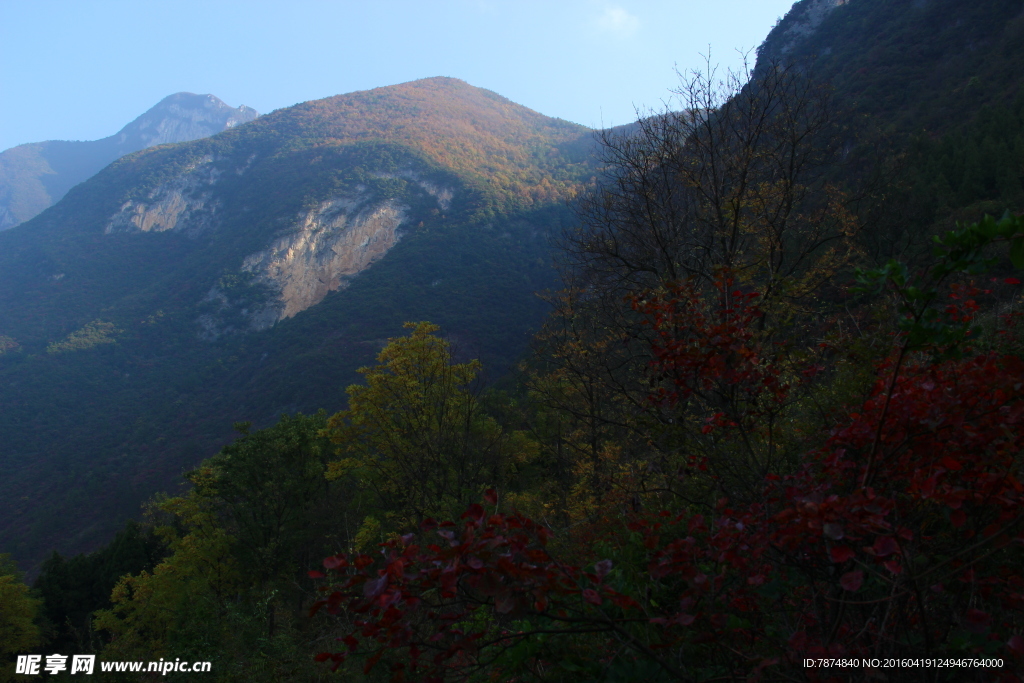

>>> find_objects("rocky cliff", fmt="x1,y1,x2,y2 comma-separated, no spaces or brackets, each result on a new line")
105,153,223,236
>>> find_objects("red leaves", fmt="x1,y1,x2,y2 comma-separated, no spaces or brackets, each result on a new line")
939,455,963,471
314,499,640,678
839,571,864,592
363,575,388,598
871,536,898,557
964,608,992,634
494,593,518,614
363,650,384,675
607,591,640,609
313,295,1024,679
633,274,790,424
323,555,348,570
822,522,844,540
829,546,855,563
652,612,696,627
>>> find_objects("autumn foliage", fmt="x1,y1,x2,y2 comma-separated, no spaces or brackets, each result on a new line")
308,251,1024,681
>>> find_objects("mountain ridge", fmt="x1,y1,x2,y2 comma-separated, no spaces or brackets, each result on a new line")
754,0,1024,134
0,93,258,230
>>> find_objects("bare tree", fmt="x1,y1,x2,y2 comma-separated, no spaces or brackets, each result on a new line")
526,59,865,514
563,57,859,309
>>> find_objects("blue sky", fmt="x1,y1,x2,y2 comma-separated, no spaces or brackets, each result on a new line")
0,0,797,152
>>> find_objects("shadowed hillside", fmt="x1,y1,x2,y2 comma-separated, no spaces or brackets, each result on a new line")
0,78,596,571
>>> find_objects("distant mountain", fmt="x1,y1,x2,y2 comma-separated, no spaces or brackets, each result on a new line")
0,93,259,230
0,77,594,570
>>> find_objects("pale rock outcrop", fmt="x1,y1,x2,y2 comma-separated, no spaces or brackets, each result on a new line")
104,158,456,337
105,155,220,236
372,170,454,210
417,179,453,211
242,194,407,323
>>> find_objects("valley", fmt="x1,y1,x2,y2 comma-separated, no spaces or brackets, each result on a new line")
2,0,1024,679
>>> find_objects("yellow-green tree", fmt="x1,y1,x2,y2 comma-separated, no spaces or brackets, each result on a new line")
0,555,42,683
326,322,529,538
94,482,243,663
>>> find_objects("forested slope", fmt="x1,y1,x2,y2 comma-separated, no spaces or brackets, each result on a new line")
0,77,595,571
758,0,1024,133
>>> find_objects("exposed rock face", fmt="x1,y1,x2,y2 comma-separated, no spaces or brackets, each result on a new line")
99,155,455,339
0,76,589,573
373,170,453,210
0,94,257,230
228,173,455,330
192,183,451,339
236,193,408,331
104,155,221,236
775,0,848,54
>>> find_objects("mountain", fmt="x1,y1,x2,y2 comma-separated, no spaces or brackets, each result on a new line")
5,4,1024,677
9,0,1023,577
754,0,1024,262
0,93,259,230
0,77,595,570
755,0,1024,134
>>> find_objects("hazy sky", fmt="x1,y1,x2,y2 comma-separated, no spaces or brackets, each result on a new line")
0,0,797,152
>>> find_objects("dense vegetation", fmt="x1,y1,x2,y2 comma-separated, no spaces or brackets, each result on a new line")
11,217,1023,680
757,0,1024,135
4,0,1024,680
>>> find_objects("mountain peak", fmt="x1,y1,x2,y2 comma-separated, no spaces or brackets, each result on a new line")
113,92,259,149
0,94,259,230
754,0,1024,133
243,77,588,196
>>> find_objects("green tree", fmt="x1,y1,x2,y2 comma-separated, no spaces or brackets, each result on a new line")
199,413,343,589
0,555,42,683
95,413,346,681
32,521,166,654
325,322,527,537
